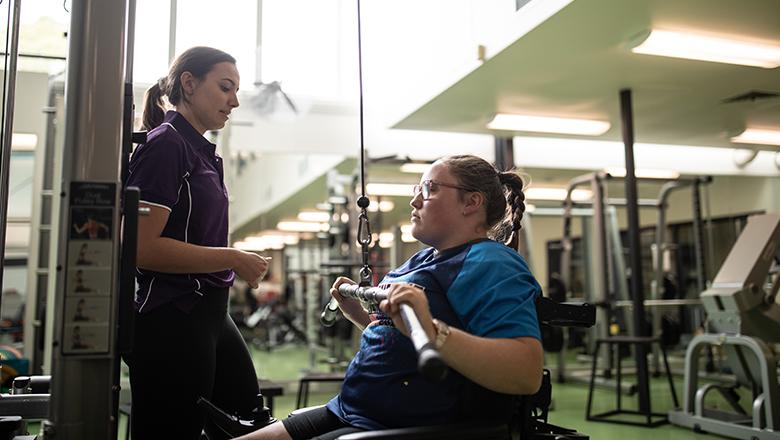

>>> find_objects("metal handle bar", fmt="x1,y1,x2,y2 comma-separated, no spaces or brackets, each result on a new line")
322,285,447,382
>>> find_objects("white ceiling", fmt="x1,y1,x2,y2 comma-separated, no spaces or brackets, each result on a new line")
393,0,780,150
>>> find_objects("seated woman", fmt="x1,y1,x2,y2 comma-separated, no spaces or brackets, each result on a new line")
237,155,543,440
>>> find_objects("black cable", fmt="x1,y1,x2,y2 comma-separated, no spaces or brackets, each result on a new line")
0,2,11,157
354,0,372,285
356,0,365,198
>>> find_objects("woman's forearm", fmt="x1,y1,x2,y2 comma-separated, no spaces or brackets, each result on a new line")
438,330,543,395
137,236,236,274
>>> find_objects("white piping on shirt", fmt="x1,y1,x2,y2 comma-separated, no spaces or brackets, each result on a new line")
173,170,190,207
184,175,192,244
139,277,155,312
139,200,172,212
182,172,200,292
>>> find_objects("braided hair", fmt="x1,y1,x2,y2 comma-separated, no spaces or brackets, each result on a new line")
142,46,236,130
440,155,527,245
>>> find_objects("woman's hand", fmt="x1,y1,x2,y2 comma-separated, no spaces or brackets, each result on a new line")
231,249,270,288
379,283,435,341
330,277,369,326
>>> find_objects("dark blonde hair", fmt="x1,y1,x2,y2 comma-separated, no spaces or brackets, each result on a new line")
440,155,527,244
142,46,236,130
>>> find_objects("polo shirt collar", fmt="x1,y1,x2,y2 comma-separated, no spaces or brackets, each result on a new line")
164,111,217,155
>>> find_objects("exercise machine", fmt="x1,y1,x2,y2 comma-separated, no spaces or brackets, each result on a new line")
669,213,780,440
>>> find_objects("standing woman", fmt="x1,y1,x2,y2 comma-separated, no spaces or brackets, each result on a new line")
127,46,268,439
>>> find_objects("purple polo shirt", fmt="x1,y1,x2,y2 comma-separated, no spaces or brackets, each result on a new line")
127,111,235,313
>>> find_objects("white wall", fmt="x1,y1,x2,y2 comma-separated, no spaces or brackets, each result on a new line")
228,151,346,232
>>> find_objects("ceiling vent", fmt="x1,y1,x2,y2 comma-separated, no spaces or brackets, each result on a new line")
721,90,780,104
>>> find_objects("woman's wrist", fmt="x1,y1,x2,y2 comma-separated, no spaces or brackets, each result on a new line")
341,304,370,327
222,247,241,268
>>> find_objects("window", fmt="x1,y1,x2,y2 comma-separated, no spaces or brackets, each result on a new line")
8,151,34,219
133,0,172,85
174,0,257,86
260,0,356,99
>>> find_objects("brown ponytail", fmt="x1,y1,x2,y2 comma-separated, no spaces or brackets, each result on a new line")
142,81,166,131
141,46,236,131
441,155,527,244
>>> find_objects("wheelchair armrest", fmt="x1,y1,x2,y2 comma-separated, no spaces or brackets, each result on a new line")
289,404,325,417
535,297,595,328
337,420,510,440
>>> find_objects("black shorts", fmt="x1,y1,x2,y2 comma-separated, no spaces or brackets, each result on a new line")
282,406,364,440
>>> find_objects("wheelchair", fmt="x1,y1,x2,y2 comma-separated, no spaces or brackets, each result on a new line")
201,297,595,440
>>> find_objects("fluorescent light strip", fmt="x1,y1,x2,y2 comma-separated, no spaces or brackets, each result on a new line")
632,29,780,69
524,187,592,201
400,163,432,174
367,200,395,212
487,114,610,136
605,167,681,179
237,233,301,251
730,128,780,146
277,221,329,232
297,211,331,222
366,183,415,197
12,133,37,151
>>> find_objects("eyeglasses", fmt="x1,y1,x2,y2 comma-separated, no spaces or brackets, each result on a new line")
412,179,476,200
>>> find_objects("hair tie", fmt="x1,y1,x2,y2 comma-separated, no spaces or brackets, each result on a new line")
157,77,168,92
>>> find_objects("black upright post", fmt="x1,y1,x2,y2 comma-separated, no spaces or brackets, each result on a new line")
619,88,651,414
494,136,514,171
691,179,707,294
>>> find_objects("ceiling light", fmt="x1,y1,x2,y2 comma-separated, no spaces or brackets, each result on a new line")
377,232,395,248
12,133,37,151
283,235,300,245
524,187,592,201
401,233,417,243
400,163,431,174
368,200,395,212
631,29,780,68
730,128,780,146
605,167,681,179
297,211,331,222
238,233,300,251
366,183,414,197
487,114,610,136
277,221,329,232
234,241,263,251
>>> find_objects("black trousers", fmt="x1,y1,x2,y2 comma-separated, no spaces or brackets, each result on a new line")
282,406,364,440
129,286,260,439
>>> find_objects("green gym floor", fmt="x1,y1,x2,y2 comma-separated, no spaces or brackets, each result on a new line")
16,342,738,440
213,344,729,439
103,343,749,439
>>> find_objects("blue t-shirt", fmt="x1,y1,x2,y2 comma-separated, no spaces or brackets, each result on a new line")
126,111,234,313
326,239,541,430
